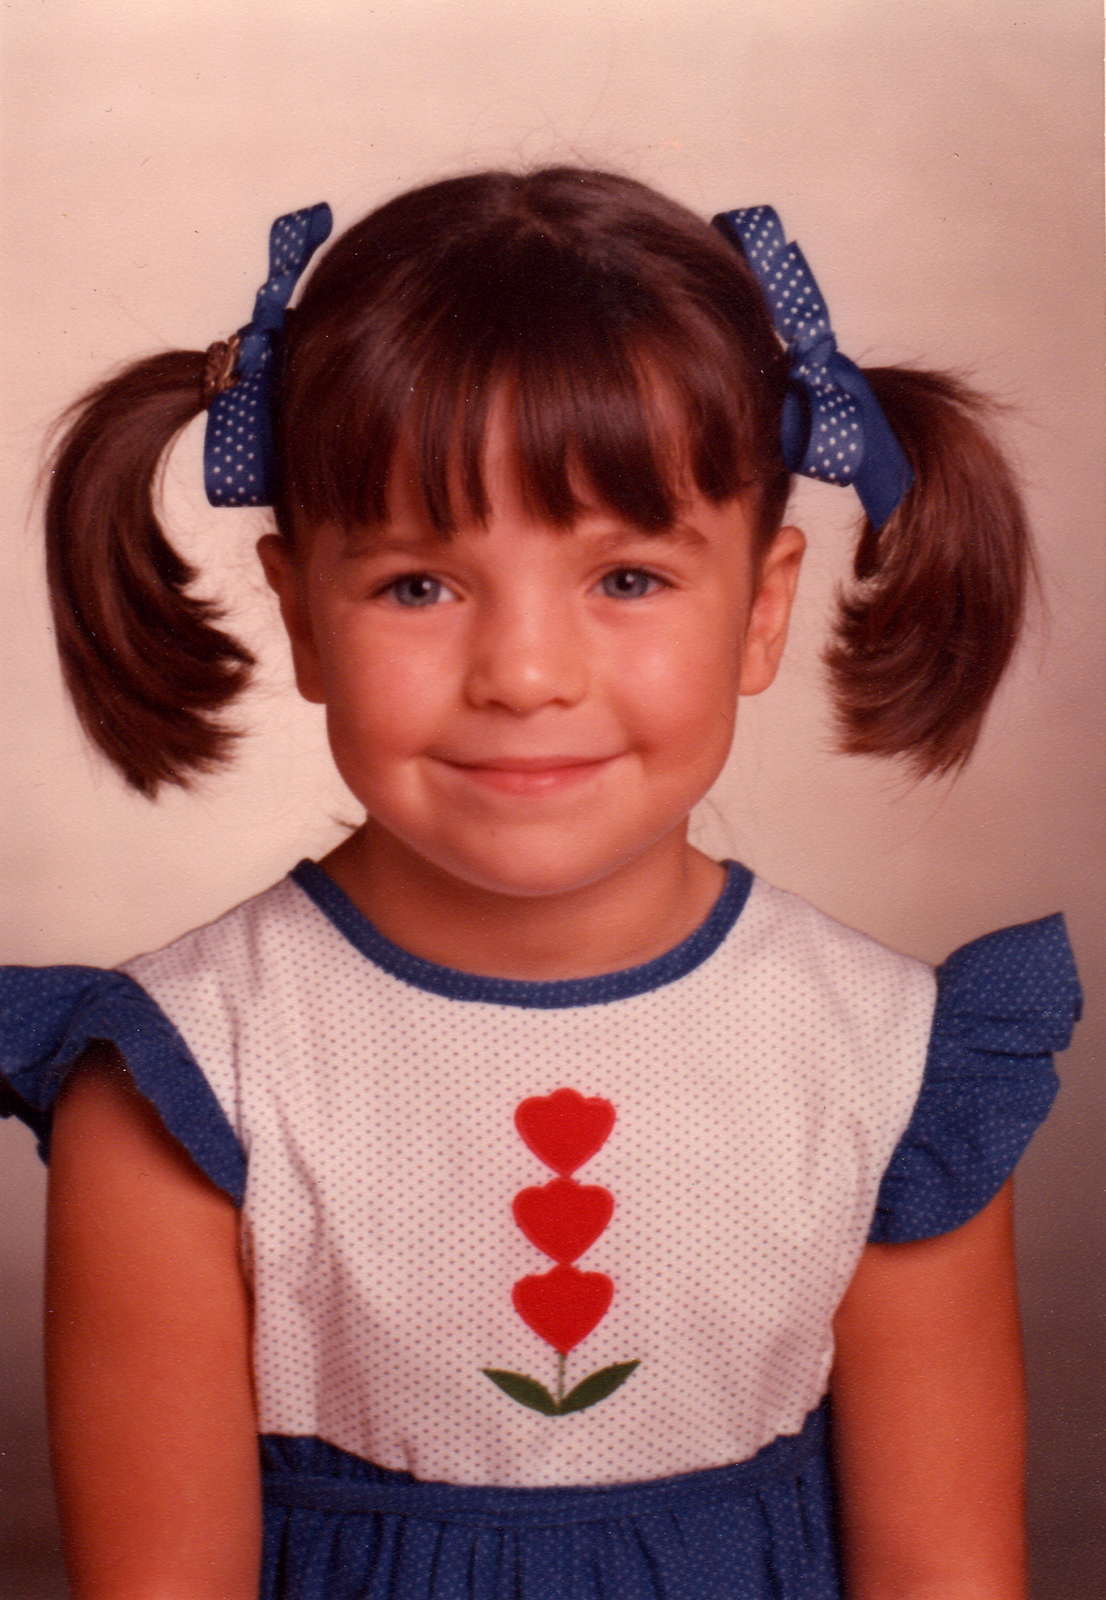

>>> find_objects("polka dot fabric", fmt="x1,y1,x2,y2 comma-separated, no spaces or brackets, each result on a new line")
0,870,1079,1599
204,204,332,507
730,206,863,487
118,866,936,1490
870,913,1078,1241
256,1412,841,1600
713,205,914,529
0,964,244,1196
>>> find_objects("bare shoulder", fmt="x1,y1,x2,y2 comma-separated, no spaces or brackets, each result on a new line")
48,1040,248,1321
51,1039,232,1199
48,1045,260,1598
832,1181,1027,1600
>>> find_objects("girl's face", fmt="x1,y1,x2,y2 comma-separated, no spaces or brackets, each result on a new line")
261,417,802,907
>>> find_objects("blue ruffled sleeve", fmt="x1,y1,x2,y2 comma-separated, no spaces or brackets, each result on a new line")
0,965,246,1204
869,914,1082,1242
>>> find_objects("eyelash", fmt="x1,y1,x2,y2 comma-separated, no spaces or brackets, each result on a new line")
378,573,457,608
599,567,667,600
377,566,668,608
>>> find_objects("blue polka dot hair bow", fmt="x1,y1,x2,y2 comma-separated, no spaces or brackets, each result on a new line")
203,203,333,507
713,206,913,529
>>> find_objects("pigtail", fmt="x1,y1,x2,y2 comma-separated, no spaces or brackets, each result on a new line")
825,368,1033,776
44,353,254,797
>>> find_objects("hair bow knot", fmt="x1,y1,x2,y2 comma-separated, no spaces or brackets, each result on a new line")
204,203,332,507
713,206,913,529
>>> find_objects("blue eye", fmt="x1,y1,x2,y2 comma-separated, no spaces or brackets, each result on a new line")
385,573,452,607
600,567,663,599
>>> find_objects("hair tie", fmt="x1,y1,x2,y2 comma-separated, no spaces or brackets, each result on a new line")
712,206,913,529
203,203,333,507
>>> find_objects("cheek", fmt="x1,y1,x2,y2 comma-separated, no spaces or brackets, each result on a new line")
624,627,743,745
315,647,403,746
314,624,458,774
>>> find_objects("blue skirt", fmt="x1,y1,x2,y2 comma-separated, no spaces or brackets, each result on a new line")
260,1403,839,1599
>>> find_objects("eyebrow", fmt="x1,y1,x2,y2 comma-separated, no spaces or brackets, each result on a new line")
337,516,710,560
585,521,709,552
338,525,449,559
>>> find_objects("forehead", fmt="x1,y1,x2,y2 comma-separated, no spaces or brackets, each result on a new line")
277,169,792,550
372,389,727,536
282,306,773,546
334,446,753,564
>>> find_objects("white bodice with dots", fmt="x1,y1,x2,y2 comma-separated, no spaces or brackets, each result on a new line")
120,872,935,1488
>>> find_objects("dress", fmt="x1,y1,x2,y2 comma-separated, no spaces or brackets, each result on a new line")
0,861,1082,1600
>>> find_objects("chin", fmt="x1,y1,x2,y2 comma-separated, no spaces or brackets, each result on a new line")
439,857,615,902
424,829,686,905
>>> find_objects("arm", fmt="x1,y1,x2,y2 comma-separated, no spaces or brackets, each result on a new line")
45,1044,261,1600
831,1180,1026,1600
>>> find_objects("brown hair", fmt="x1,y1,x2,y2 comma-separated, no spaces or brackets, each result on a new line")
44,166,1030,794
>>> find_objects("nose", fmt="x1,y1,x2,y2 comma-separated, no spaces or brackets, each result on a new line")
463,596,588,714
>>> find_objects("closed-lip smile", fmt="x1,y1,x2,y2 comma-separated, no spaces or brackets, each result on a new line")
440,754,616,794
451,756,611,771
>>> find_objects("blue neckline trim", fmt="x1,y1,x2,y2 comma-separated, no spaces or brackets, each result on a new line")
289,859,753,1009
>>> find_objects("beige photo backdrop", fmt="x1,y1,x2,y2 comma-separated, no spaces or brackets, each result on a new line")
2,1,1102,1593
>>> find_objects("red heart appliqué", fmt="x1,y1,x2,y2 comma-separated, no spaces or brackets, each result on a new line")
512,1178,614,1265
515,1088,616,1176
512,1265,614,1354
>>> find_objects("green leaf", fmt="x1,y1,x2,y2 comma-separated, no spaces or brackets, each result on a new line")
481,1369,559,1415
557,1361,641,1414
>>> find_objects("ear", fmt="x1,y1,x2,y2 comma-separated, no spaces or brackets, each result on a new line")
256,534,327,704
738,525,805,696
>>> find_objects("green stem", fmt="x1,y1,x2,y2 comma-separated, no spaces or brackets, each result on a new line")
556,1352,566,1406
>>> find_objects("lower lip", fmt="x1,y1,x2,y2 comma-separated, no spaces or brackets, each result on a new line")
445,760,612,796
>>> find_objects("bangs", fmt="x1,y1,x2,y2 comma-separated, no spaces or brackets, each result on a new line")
276,168,790,540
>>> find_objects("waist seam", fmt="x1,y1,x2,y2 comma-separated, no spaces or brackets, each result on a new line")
261,1406,827,1526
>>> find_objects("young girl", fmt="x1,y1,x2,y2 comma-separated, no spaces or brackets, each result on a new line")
0,168,1081,1600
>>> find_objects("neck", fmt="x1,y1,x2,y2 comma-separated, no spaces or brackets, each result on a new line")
319,823,725,981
